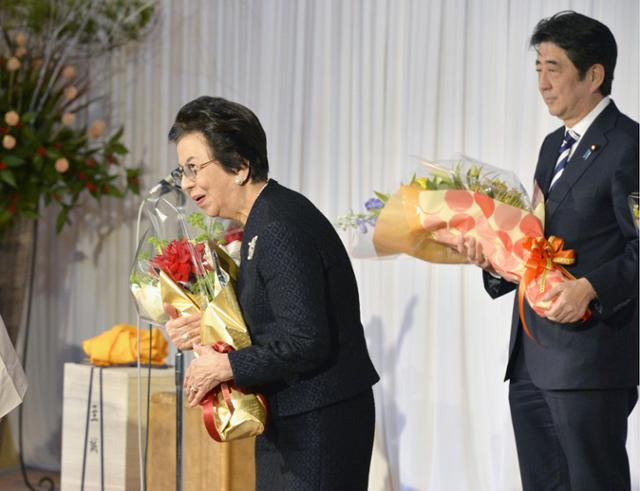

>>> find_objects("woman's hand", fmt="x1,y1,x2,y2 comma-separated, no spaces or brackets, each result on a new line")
163,303,201,351
183,344,234,407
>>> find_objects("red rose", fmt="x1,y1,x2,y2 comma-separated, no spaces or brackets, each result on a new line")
152,239,206,284
0,127,9,135
224,228,244,244
36,147,47,157
102,185,110,193
86,182,97,192
0,162,7,170
78,171,87,180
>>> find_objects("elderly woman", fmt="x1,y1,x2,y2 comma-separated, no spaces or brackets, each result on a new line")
164,96,379,490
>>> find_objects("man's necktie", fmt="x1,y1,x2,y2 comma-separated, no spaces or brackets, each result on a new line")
549,129,579,191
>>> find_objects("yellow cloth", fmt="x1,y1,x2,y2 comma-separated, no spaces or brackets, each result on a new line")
82,324,168,366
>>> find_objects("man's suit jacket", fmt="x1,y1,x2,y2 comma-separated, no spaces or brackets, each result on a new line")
484,101,639,390
228,180,380,418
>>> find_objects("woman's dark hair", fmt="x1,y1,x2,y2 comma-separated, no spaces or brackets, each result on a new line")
168,96,269,182
530,11,617,96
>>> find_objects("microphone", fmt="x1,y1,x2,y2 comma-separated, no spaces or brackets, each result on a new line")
147,172,180,196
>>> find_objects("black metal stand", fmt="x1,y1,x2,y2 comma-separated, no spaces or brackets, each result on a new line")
18,218,54,491
174,350,184,491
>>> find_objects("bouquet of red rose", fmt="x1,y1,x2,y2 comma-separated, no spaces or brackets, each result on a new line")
338,155,588,338
130,204,267,441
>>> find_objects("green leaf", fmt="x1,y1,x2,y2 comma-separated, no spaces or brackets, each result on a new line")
107,187,124,198
56,208,70,233
0,170,17,187
3,155,25,167
21,112,37,124
109,127,124,144
111,143,128,155
373,191,389,203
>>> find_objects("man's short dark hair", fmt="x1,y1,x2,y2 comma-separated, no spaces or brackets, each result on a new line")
168,96,269,182
530,10,617,96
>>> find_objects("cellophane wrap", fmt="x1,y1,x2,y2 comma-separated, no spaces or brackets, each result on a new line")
339,156,582,321
129,192,267,441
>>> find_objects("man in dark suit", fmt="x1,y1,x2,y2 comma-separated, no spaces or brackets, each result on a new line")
458,11,638,490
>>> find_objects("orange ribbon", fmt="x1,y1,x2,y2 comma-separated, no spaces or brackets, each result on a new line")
517,235,589,340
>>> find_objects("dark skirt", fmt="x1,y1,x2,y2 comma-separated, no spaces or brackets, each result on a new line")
255,389,375,491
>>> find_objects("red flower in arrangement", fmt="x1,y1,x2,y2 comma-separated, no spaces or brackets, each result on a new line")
152,238,206,284
36,147,47,157
52,142,62,150
86,158,97,168
0,127,9,135
0,162,7,170
106,154,118,165
78,171,87,180
224,228,244,244
86,182,97,192
102,184,110,193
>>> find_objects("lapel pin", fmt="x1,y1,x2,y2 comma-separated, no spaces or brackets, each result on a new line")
582,144,599,160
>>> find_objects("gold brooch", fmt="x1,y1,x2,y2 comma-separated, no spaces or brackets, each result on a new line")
247,235,258,260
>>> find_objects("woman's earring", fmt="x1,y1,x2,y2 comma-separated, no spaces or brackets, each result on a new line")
234,175,243,185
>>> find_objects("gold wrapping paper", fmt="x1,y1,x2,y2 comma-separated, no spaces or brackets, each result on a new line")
211,385,267,441
214,243,239,287
201,289,251,349
158,243,267,442
159,270,202,316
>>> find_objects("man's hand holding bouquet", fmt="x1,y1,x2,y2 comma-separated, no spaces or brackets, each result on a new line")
338,155,590,339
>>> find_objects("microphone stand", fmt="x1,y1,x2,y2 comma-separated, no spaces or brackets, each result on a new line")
138,179,187,490
174,350,184,491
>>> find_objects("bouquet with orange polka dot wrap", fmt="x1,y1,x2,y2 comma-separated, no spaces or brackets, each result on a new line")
340,157,583,330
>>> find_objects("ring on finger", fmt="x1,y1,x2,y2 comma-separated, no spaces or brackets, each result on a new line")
181,332,189,342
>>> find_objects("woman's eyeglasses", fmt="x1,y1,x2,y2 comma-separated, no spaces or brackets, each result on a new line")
171,158,217,182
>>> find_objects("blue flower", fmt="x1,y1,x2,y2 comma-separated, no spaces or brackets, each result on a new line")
356,217,368,234
364,197,384,211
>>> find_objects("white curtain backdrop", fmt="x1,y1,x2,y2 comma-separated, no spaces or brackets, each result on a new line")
14,1,638,489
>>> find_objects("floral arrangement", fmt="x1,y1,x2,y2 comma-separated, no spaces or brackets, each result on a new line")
337,161,527,235
337,156,587,338
130,212,242,324
0,0,157,234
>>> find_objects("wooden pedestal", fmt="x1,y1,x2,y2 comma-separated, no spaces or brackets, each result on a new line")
60,363,175,490
147,392,255,491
